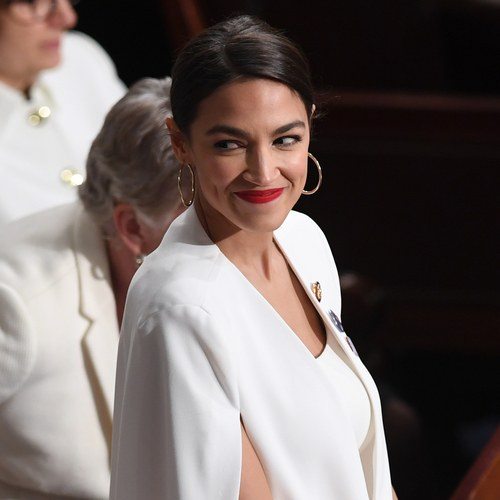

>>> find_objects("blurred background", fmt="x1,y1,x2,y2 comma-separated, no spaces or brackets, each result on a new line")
77,1,499,498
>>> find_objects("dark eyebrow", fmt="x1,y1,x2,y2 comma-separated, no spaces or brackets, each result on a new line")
273,120,306,135
206,120,306,138
206,125,248,138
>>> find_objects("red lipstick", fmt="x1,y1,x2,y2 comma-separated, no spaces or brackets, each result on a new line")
234,188,284,204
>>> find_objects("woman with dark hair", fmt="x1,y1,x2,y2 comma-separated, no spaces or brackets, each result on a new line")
111,15,395,500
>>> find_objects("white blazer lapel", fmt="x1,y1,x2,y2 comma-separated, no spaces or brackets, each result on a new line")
275,213,381,394
73,206,119,423
274,212,367,369
275,211,391,498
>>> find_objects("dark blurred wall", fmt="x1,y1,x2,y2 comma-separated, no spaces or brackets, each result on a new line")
439,0,500,95
75,1,500,95
76,0,173,86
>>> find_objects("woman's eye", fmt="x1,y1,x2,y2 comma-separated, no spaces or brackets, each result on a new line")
214,140,240,150
274,135,301,147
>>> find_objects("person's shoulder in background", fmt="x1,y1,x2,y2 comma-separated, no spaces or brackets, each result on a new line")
42,30,126,111
0,202,82,296
0,202,82,404
62,31,125,85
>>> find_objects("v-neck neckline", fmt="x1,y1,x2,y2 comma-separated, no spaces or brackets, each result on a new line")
184,207,359,365
190,209,328,360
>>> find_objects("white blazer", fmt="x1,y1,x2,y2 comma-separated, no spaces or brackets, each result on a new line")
111,207,392,500
0,32,126,227
0,202,119,499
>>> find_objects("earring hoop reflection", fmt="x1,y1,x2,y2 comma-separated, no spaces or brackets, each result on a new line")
178,164,195,207
302,152,322,195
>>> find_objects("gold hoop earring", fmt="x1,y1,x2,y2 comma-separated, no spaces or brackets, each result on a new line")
178,163,195,207
302,152,322,195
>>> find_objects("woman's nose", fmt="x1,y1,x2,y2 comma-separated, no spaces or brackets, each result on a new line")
243,148,279,186
48,0,78,30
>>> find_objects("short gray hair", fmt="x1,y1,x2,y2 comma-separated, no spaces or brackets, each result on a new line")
79,77,179,232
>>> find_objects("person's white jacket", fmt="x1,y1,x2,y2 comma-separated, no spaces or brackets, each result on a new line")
111,207,392,500
0,202,119,499
0,32,126,226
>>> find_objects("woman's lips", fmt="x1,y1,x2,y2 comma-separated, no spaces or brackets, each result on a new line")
234,188,284,204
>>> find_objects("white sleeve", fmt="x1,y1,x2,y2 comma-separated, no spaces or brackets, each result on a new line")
0,284,36,404
110,304,241,500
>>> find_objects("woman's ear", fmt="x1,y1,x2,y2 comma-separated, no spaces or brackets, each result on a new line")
112,204,145,257
310,104,316,120
166,116,190,164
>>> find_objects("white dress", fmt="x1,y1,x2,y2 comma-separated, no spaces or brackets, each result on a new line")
0,31,125,226
317,325,376,496
111,207,393,499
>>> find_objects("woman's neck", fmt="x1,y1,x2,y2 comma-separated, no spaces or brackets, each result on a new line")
195,200,279,281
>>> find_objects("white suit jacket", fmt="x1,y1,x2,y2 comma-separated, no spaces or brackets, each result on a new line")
111,207,392,500
0,31,126,227
0,202,119,499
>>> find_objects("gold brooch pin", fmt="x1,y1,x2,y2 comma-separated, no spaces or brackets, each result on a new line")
311,281,322,302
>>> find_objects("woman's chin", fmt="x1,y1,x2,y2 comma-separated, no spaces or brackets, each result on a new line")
235,211,290,234
45,55,62,69
37,50,62,71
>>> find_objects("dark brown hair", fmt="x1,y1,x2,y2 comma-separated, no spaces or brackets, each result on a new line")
170,15,314,134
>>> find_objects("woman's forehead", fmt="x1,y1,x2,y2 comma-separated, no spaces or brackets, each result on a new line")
192,79,309,131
